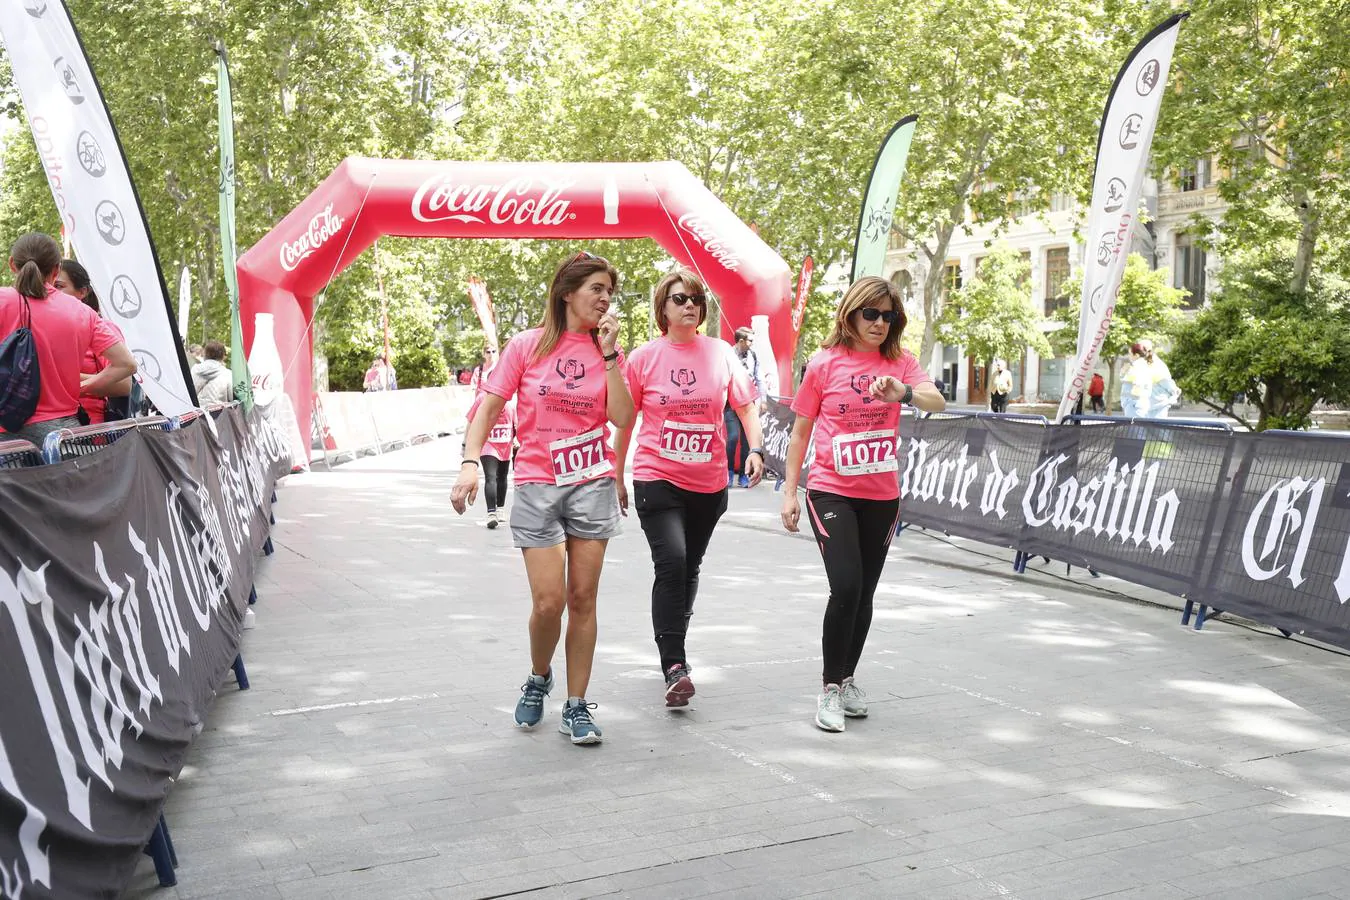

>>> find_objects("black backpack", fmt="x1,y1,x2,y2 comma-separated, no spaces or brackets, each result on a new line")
0,296,42,434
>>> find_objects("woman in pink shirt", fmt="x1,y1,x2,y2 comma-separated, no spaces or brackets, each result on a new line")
55,258,132,424
465,390,516,530
0,233,136,446
451,251,634,745
614,269,764,708
780,276,945,733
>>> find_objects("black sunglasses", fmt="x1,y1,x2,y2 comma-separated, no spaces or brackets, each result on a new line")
859,308,900,324
669,292,707,307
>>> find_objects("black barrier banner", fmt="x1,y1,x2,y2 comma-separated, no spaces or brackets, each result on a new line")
893,415,1350,651
759,396,798,481
0,407,288,899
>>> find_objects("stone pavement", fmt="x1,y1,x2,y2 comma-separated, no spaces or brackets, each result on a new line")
125,438,1350,900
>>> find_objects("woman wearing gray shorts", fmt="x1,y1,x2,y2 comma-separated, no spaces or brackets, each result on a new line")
451,251,634,745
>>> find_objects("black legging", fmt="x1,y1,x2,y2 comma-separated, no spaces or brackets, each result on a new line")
634,479,728,673
482,455,510,512
804,490,899,686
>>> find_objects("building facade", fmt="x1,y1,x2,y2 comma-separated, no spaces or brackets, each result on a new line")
874,161,1224,406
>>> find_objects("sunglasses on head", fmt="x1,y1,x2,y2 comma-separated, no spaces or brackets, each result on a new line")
859,308,900,324
568,250,609,267
669,292,707,308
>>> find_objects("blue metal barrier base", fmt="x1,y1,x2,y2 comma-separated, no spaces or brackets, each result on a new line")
263,537,274,556
248,585,257,606
1182,599,1224,631
232,654,250,690
143,814,178,886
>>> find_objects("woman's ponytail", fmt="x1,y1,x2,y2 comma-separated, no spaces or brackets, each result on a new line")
9,233,62,300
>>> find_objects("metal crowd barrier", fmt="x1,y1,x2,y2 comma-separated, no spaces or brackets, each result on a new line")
0,439,43,469
7,406,241,468
1063,413,1234,432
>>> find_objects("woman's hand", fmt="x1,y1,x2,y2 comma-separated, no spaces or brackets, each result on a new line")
869,376,909,404
781,492,801,533
450,463,479,514
597,313,621,356
617,480,629,517
745,452,765,487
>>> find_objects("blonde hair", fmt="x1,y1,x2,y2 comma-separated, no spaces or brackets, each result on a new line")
822,276,906,360
651,268,708,335
534,251,620,360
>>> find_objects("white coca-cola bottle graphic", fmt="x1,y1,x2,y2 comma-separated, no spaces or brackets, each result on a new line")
603,176,620,225
248,313,284,405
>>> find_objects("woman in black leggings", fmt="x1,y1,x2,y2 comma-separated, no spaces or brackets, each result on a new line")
614,268,763,707
780,277,946,732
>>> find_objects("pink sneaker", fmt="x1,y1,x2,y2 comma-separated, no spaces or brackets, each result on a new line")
664,664,695,708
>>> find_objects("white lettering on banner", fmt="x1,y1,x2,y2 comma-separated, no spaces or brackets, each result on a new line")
411,175,575,226
0,412,287,896
980,450,1019,519
1022,455,1178,551
280,204,344,272
900,439,979,509
676,213,743,271
1241,477,1324,589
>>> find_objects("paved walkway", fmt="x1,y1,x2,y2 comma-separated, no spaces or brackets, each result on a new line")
126,438,1350,900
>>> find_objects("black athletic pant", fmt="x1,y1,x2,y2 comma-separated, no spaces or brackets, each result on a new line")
634,479,729,673
991,392,1008,413
482,456,510,511
804,490,899,686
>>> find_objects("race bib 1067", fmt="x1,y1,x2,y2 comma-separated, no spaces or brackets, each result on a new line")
657,420,715,464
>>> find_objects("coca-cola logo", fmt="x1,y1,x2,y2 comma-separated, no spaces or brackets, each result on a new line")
280,204,344,272
411,175,576,226
677,214,742,272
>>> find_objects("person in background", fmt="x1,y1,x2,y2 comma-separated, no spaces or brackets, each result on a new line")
0,233,136,446
192,340,234,405
188,343,204,365
364,353,393,392
1121,340,1178,418
469,345,498,397
54,259,132,424
990,362,1012,413
1088,371,1106,414
724,326,763,488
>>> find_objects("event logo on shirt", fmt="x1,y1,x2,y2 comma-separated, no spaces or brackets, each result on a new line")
670,367,698,396
53,58,85,105
556,358,586,390
850,374,876,404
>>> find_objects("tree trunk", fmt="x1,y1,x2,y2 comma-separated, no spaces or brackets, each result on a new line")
919,220,958,370
1289,187,1319,296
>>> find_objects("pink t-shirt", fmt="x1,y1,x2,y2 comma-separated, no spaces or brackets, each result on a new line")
625,335,757,494
0,285,121,428
468,393,516,462
80,319,127,426
484,328,623,485
791,345,932,501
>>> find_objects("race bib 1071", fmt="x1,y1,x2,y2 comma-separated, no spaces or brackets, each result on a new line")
549,427,612,486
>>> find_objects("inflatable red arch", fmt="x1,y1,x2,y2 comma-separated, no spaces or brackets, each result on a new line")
237,158,793,461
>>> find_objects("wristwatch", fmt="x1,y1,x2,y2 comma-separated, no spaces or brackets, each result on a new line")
602,350,620,362
901,384,913,405
748,447,765,458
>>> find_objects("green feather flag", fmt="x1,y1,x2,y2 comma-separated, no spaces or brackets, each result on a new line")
217,42,253,410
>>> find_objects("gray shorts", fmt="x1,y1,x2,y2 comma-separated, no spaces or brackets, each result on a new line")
510,479,622,548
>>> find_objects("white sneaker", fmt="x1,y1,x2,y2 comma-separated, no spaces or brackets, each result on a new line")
840,677,868,718
815,685,845,732
486,511,499,530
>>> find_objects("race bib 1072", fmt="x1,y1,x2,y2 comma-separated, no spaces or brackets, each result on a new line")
831,429,898,476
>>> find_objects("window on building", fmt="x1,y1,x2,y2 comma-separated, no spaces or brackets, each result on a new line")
889,269,915,310
1178,156,1212,192
1049,192,1075,213
1174,233,1206,308
942,261,962,299
1044,247,1071,315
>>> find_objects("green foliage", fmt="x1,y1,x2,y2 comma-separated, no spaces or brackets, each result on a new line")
1049,254,1188,360
937,246,1050,368
1168,250,1350,430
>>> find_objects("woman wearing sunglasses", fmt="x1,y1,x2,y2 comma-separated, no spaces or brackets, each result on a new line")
614,269,764,708
451,251,634,745
780,276,945,732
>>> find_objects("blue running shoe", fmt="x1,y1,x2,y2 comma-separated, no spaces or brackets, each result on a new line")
514,669,552,728
559,699,603,745
738,474,750,488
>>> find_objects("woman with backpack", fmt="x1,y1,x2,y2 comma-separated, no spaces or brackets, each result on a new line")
0,234,136,446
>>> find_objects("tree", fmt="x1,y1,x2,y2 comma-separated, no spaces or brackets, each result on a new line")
1167,249,1350,430
1049,253,1188,412
1151,0,1350,295
936,247,1050,392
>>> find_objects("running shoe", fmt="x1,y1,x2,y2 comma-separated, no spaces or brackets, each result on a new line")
514,669,552,728
664,663,695,708
815,685,845,732
560,699,603,745
840,677,868,718
487,510,499,530
738,474,750,488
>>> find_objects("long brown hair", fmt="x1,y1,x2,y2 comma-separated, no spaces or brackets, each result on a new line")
534,251,620,360
10,233,61,300
822,276,907,360
652,268,708,335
